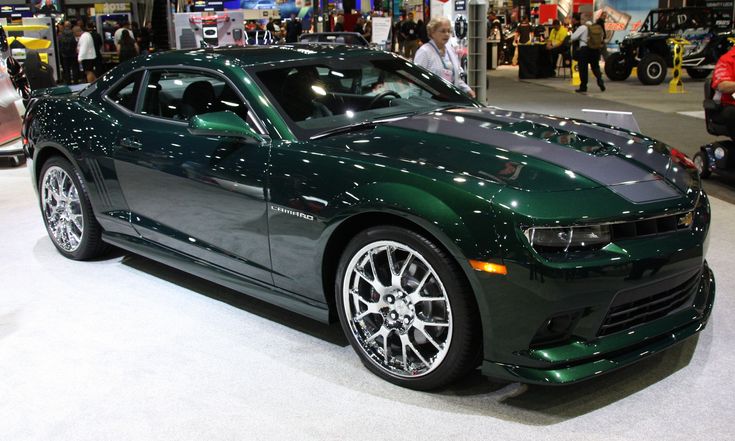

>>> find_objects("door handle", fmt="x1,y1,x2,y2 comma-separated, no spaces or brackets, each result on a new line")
118,136,142,151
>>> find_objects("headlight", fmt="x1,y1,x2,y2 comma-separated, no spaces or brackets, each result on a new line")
524,225,611,252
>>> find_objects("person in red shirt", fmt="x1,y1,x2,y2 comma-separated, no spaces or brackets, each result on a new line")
711,46,735,140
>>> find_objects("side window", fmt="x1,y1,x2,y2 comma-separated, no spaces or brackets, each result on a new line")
139,70,250,123
107,71,143,111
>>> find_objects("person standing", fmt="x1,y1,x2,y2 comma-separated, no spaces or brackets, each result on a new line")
114,22,133,51
401,12,419,59
75,25,96,83
139,21,154,54
58,21,78,85
334,13,345,32
117,29,139,64
286,14,300,43
89,23,103,76
414,17,475,98
570,19,605,93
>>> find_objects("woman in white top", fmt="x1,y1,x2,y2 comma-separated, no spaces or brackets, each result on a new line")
413,17,475,98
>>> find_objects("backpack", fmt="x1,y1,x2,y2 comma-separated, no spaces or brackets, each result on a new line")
587,23,604,50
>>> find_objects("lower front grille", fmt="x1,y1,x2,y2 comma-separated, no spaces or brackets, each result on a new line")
599,271,701,337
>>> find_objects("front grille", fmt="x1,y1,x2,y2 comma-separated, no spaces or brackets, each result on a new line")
598,271,701,337
610,213,690,241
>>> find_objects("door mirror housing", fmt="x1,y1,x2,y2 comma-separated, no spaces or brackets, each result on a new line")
188,111,265,143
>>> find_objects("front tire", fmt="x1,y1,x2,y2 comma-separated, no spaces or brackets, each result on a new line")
39,156,108,260
335,226,481,390
693,152,711,178
637,54,668,85
605,52,632,81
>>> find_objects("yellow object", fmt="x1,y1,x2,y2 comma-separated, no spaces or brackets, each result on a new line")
571,59,580,86
39,53,48,64
7,37,52,50
668,37,688,94
469,260,508,275
2,25,48,32
548,26,569,49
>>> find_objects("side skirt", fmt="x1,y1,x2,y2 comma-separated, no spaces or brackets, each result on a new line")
102,232,331,323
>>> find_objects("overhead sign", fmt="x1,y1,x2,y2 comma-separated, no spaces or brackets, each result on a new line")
454,0,466,12
94,3,132,14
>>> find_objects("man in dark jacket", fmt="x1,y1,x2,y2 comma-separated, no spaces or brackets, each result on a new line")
58,21,79,85
400,12,419,58
285,14,301,43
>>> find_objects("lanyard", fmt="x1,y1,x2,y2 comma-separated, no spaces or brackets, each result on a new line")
429,41,455,83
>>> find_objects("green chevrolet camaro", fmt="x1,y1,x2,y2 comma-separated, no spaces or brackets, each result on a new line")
23,46,714,390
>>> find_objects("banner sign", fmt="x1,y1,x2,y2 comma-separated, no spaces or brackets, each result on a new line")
94,3,132,14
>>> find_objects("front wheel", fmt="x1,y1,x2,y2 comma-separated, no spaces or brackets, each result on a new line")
39,156,108,260
604,52,632,81
335,226,481,390
693,152,711,179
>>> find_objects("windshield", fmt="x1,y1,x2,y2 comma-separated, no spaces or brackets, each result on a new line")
253,55,476,138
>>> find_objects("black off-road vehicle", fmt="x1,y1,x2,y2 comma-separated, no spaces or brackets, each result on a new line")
605,7,734,85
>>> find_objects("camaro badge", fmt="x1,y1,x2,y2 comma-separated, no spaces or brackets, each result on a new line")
678,212,694,228
270,205,315,221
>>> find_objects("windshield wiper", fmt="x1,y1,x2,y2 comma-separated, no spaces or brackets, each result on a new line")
310,115,412,140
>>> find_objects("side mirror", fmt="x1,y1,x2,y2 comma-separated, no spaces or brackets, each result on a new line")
188,111,264,143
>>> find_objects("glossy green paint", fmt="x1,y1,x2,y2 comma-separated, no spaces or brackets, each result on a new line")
23,46,715,386
188,111,264,142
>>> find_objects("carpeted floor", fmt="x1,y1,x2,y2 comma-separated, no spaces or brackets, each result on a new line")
1,162,733,440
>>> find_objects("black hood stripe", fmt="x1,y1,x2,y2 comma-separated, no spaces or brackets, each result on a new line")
388,110,681,203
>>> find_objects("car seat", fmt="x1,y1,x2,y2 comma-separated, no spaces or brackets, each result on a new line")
179,80,216,120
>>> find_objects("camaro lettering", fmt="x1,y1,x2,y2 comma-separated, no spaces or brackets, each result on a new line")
270,205,315,221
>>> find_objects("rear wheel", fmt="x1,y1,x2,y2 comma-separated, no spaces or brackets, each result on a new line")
686,67,711,80
693,152,711,179
604,52,632,81
335,226,480,390
637,54,668,85
39,156,108,260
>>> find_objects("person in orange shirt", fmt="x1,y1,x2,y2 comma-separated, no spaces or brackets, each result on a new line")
711,46,735,140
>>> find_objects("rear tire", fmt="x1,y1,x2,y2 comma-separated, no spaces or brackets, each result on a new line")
693,152,711,179
686,68,711,80
637,54,668,85
335,225,481,390
38,156,108,260
605,52,632,81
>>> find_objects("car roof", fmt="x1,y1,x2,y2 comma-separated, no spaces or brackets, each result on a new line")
145,45,382,68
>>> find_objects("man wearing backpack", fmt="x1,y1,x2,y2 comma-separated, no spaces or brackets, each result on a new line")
58,21,79,85
570,18,605,93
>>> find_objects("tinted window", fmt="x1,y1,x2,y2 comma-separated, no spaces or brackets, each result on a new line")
107,71,143,111
140,70,250,123
255,56,475,137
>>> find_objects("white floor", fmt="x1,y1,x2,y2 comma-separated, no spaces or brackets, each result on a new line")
1,163,734,441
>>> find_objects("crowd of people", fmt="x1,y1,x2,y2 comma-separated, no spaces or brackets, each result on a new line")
56,19,154,86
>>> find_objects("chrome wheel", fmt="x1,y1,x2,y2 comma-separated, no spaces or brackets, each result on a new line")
342,240,453,378
41,165,84,252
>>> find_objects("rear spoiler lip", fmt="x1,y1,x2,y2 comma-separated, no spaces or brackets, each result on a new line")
30,83,88,98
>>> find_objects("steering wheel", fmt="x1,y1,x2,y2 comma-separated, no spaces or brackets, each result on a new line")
368,90,401,109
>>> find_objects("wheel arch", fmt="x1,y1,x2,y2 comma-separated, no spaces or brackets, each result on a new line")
33,143,81,189
320,209,490,348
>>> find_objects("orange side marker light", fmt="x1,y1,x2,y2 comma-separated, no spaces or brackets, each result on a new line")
469,260,507,275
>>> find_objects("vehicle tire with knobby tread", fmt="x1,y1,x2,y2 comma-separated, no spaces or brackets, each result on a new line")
686,67,711,80
335,225,481,390
38,156,108,260
604,52,632,81
693,152,711,179
637,53,668,85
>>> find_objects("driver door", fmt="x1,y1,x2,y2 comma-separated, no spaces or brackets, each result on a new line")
112,68,273,284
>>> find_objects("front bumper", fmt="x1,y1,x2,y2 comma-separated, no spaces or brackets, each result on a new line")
481,261,715,385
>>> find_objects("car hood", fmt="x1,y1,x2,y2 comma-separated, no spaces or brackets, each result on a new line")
319,107,699,204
